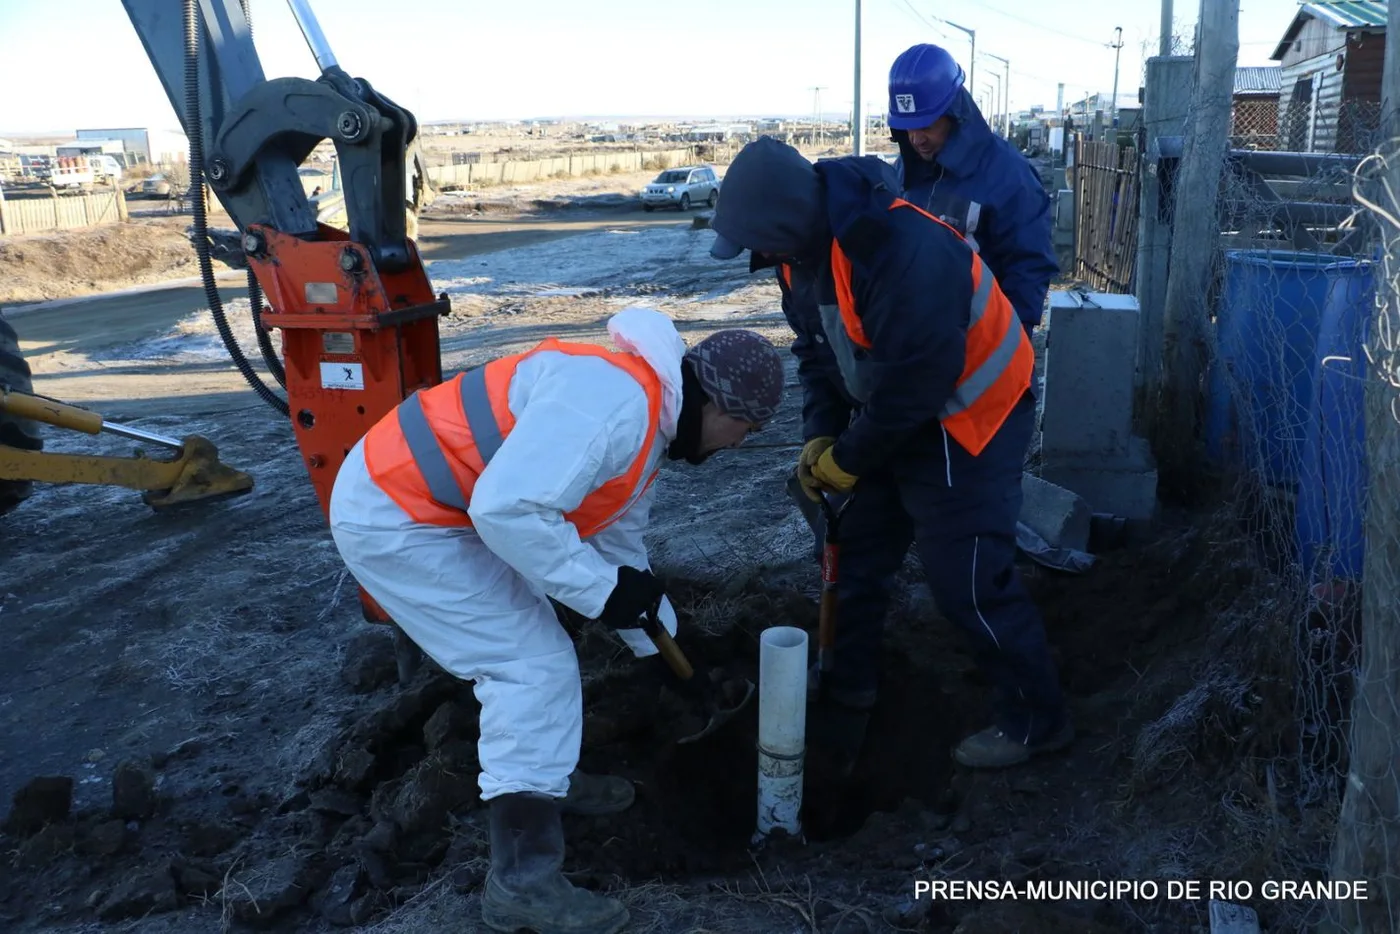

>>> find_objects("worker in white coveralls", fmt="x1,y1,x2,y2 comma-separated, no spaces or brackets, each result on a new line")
328,306,784,934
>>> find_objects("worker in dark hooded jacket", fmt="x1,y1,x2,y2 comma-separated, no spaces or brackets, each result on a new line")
708,136,1071,770
888,43,1058,335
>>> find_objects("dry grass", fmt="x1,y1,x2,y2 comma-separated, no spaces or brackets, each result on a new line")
714,854,883,933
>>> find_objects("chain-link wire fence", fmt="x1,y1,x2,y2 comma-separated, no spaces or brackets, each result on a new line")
1119,30,1400,919
1230,96,1280,150
1229,98,1386,156
1323,133,1400,934
1158,113,1399,930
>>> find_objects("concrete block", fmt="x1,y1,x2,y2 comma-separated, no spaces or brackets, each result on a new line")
1054,190,1075,231
1053,167,1068,191
1041,291,1140,459
1041,435,1159,521
1020,473,1092,552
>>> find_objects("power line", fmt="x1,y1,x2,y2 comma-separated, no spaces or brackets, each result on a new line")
930,3,1113,50
889,0,951,41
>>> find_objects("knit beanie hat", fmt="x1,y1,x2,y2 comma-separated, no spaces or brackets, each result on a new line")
684,330,785,426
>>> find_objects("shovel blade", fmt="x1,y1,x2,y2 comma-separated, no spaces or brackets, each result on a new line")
676,678,756,744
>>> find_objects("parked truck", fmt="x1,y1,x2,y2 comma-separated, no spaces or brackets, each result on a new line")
41,155,123,190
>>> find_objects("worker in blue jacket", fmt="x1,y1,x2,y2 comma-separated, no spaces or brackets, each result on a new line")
708,136,1070,771
888,43,1058,335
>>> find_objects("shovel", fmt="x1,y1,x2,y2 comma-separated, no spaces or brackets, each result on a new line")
784,472,855,697
640,600,755,744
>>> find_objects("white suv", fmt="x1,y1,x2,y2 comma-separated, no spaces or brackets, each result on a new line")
641,165,720,211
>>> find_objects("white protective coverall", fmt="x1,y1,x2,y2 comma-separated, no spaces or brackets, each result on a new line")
329,306,684,801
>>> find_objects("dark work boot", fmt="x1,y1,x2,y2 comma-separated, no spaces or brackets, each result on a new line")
480,792,629,934
560,769,635,817
953,719,1075,769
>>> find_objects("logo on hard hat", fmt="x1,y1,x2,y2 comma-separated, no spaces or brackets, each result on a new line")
894,94,917,113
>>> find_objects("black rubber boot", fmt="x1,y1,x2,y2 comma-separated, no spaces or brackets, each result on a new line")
480,793,629,934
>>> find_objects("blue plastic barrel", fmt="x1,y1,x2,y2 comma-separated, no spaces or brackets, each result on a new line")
1296,260,1374,583
1205,250,1336,486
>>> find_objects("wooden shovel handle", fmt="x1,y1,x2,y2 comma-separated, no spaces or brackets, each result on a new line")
643,605,695,680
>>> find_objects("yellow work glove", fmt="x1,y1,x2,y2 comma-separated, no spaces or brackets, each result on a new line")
797,436,836,502
810,446,858,494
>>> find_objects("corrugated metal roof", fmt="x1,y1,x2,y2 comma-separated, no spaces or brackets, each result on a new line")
1305,1,1389,29
1234,65,1282,95
1271,1,1389,59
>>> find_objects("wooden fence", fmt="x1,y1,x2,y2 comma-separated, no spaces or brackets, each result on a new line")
1073,137,1140,292
426,148,696,190
0,188,128,235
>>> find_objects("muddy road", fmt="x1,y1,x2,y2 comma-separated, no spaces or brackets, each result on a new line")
7,208,685,377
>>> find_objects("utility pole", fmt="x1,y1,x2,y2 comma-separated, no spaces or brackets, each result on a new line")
1110,26,1124,132
810,86,827,147
1330,0,1400,920
1160,0,1174,56
1155,0,1238,482
983,51,1011,137
853,0,865,155
944,20,975,108
983,70,1002,135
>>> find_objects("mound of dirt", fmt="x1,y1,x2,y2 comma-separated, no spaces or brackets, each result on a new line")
0,219,222,305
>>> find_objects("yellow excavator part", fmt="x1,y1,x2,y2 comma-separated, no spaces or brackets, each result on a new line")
0,388,253,510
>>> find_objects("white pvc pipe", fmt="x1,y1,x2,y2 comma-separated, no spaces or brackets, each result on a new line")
754,626,808,842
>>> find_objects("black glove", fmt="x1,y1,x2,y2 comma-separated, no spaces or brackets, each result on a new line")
597,566,665,630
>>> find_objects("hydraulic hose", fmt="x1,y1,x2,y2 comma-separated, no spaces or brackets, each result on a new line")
184,0,289,416
239,0,287,390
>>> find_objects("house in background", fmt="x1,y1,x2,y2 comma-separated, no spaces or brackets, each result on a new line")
1269,1,1389,154
1230,65,1281,148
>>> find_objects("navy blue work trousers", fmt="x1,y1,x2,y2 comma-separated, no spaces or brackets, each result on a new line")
825,394,1066,744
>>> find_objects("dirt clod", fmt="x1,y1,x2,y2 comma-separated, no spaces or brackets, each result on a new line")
112,758,157,820
171,858,222,898
308,788,363,817
340,630,399,694
179,817,242,857
81,819,129,858
313,862,363,926
97,864,179,922
331,746,378,791
224,851,328,927
4,776,73,836
423,700,475,750
374,754,478,862
17,822,75,867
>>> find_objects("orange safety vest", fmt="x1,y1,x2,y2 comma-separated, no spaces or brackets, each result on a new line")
827,197,1034,457
363,337,664,534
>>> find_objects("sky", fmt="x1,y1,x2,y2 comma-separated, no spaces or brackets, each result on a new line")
0,0,1305,135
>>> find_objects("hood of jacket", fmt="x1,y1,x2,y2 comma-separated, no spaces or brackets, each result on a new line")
605,306,686,439
892,87,996,184
709,136,830,261
811,155,905,255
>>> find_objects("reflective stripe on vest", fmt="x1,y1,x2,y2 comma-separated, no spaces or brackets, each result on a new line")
364,338,663,533
395,365,503,512
826,199,1033,456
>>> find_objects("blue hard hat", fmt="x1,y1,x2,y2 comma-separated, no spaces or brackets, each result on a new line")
887,43,965,130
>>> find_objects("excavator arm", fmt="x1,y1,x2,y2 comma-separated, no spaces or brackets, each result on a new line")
121,0,415,270
117,0,450,672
